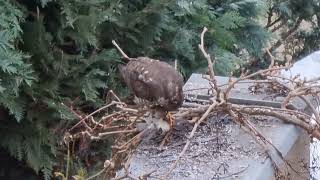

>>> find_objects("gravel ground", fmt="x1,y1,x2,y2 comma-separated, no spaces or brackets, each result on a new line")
116,114,281,180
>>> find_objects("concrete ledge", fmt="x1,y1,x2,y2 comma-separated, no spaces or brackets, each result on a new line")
183,74,306,110
184,74,310,180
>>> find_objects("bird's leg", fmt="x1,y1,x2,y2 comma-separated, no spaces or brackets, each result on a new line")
166,111,174,128
159,111,174,147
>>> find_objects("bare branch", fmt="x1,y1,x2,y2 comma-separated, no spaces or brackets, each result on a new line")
198,27,215,81
69,101,125,131
266,49,275,69
112,40,130,60
64,27,320,180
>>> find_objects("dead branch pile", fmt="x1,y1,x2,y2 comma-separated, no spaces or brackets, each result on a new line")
63,91,159,179
64,27,320,179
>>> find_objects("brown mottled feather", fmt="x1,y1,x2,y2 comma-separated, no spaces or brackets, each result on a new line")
119,57,184,111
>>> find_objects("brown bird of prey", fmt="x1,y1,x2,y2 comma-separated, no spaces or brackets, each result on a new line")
112,40,184,136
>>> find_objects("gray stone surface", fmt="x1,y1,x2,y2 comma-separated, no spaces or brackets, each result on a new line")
183,74,305,110
280,51,320,81
279,50,320,180
122,116,289,180
183,74,309,180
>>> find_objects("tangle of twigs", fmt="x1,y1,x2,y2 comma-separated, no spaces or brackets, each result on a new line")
64,27,320,179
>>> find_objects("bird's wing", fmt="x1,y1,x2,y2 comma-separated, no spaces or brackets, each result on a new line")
120,62,156,102
119,58,183,110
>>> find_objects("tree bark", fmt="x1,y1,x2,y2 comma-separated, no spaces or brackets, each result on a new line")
266,17,282,29
269,17,303,52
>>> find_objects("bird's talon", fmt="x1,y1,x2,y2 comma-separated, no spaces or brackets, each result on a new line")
166,112,174,128
159,112,175,147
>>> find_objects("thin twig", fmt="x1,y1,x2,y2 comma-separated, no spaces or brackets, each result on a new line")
163,102,217,179
93,129,139,140
174,59,178,70
69,101,125,131
212,165,249,179
65,142,71,180
198,27,216,83
266,49,275,69
108,90,122,102
65,104,93,131
112,40,130,59
86,168,106,180
225,66,289,97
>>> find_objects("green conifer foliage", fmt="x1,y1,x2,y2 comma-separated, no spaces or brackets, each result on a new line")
0,0,272,179
265,0,319,56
